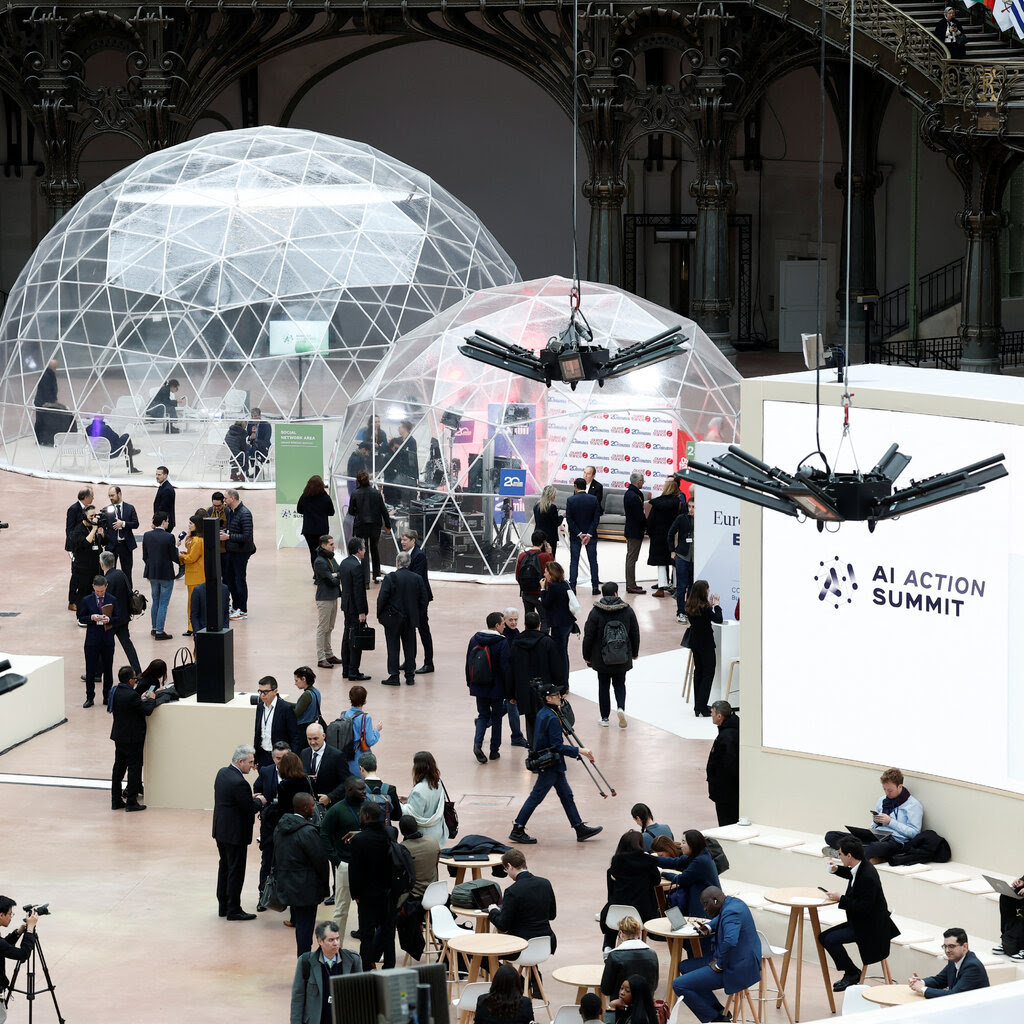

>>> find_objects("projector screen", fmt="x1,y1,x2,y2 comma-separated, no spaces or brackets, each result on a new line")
760,400,1024,795
268,320,329,355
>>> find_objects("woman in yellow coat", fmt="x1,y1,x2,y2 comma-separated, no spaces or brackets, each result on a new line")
180,514,206,635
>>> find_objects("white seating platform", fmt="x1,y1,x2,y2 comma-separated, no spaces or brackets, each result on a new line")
706,822,1024,986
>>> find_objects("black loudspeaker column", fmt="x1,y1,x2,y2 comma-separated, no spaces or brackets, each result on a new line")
195,517,234,703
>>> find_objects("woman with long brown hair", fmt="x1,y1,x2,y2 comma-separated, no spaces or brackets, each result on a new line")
685,579,722,716
296,474,336,567
401,750,446,843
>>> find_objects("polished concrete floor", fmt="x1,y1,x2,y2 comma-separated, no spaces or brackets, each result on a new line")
0,457,839,1024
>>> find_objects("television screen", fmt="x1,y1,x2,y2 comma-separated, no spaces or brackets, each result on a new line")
268,320,329,355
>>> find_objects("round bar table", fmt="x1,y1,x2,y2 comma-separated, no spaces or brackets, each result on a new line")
446,932,528,983
453,906,493,933
439,853,506,885
863,985,925,1007
551,964,606,1009
764,887,839,1023
643,916,705,1007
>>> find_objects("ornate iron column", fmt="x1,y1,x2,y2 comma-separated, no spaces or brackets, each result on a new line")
825,65,892,341
683,7,742,359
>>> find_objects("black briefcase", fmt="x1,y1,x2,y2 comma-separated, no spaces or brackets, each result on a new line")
350,623,376,651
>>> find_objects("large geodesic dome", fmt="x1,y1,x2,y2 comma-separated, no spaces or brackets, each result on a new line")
0,126,519,480
331,276,740,575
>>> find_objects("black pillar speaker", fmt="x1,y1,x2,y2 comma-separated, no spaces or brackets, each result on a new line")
196,517,234,703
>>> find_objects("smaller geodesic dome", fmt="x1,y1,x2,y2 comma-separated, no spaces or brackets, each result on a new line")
0,126,518,480
330,276,740,575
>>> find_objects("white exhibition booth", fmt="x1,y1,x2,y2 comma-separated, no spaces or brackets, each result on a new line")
0,653,64,753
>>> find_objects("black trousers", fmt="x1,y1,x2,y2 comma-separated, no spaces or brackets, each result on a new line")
84,640,115,701
357,529,382,583
113,624,142,674
999,893,1024,953
691,645,716,715
341,612,364,677
521,591,545,630
714,794,739,827
384,623,416,680
112,741,144,806
818,922,860,976
216,841,248,915
357,900,397,970
110,544,134,589
824,830,902,863
302,533,320,568
291,903,317,957
226,550,251,612
417,606,434,665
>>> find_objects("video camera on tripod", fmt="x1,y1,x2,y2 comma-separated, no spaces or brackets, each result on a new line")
6,901,64,1024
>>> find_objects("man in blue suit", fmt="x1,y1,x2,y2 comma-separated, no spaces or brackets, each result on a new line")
910,927,989,997
78,575,118,708
674,886,761,1023
191,581,231,633
565,477,601,595
104,485,139,589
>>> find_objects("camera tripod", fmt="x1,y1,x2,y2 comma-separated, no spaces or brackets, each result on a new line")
5,930,65,1024
552,698,617,799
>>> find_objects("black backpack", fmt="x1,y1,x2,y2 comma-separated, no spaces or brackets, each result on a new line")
705,836,730,874
467,644,494,686
601,618,631,666
518,551,543,592
129,589,148,617
388,838,416,897
325,711,364,763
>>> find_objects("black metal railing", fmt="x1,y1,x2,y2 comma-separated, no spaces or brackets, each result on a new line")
875,257,964,340
872,329,1024,369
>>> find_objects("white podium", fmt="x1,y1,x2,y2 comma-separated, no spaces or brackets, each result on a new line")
0,653,65,753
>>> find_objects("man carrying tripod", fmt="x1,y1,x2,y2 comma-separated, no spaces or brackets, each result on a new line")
509,681,603,845
0,899,38,1024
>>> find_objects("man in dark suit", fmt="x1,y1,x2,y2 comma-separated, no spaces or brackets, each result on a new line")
509,611,565,746
142,513,179,640
819,836,901,991
623,471,648,594
583,465,605,513
400,528,434,674
191,581,231,633
154,465,175,531
565,477,601,595
104,484,139,588
301,723,350,808
339,538,370,681
100,552,141,674
910,927,989,997
246,408,272,478
212,744,267,920
376,550,428,686
65,486,94,610
253,676,301,766
108,665,155,811
221,488,255,618
488,848,558,952
77,575,117,708
348,800,398,970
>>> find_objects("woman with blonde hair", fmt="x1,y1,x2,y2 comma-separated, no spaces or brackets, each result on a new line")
532,484,563,558
647,477,681,597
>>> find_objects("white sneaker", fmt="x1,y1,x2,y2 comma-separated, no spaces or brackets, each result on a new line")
598,718,609,727
617,709,628,728
676,613,687,623
229,609,244,620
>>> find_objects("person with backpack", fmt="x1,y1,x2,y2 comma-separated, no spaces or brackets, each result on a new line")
515,530,553,626
348,800,403,969
320,777,366,944
466,611,512,764
292,666,324,750
582,581,641,728
289,921,361,1024
509,611,566,747
326,684,381,781
358,751,403,821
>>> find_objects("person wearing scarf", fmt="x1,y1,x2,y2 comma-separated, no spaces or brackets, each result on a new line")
823,767,924,863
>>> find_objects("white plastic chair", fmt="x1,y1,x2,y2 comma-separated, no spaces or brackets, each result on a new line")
87,435,113,473
429,905,463,985
552,1007,583,1024
156,438,195,469
421,880,449,955
201,443,235,480
840,984,875,1014
508,935,552,1020
755,928,793,1024
452,980,490,1024
605,904,642,934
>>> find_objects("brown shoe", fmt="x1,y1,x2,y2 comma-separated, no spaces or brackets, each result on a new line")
68,602,77,611
327,656,343,665
652,588,667,598
316,660,335,669
626,586,646,595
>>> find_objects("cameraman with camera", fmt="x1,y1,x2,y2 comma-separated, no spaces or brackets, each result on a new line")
68,505,106,609
0,898,38,1023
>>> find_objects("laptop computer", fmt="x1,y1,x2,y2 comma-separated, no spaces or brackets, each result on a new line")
665,906,688,931
983,875,1024,900
844,825,882,844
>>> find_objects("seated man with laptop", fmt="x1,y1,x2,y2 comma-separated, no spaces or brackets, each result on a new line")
822,767,923,863
989,873,1024,960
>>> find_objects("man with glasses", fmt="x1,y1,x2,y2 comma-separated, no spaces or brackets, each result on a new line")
253,676,300,767
910,927,989,996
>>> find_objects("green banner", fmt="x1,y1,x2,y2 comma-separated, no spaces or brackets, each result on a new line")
275,423,324,547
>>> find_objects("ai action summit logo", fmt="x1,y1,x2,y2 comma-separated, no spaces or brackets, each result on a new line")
814,555,858,609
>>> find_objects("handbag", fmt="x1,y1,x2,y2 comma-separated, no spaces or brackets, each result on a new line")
129,589,148,617
566,588,582,617
441,781,459,840
171,647,198,698
350,622,376,651
679,627,691,649
257,868,287,913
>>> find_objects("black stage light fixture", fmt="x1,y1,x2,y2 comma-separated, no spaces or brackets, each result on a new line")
459,319,689,390
676,444,1008,531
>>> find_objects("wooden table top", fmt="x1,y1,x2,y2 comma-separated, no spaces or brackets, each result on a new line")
764,886,838,908
643,916,703,938
439,853,505,867
552,964,605,986
446,932,527,956
862,985,925,1007
453,907,492,922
